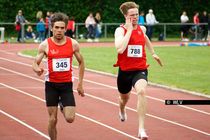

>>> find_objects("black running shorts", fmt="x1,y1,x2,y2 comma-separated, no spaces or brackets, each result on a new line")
117,68,148,94
45,81,75,107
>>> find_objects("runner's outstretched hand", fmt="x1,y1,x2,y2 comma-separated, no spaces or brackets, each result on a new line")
152,54,163,66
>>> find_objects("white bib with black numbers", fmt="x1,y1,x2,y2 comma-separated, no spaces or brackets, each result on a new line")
127,45,143,57
52,58,70,72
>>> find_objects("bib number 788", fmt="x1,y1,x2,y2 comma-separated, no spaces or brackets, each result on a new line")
127,45,143,57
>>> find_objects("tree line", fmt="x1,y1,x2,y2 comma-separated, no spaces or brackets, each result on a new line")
0,0,209,24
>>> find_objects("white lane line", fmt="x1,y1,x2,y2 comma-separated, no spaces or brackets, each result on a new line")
0,57,209,115
0,83,140,140
83,92,210,136
0,67,210,136
0,50,15,55
77,77,210,115
0,109,49,139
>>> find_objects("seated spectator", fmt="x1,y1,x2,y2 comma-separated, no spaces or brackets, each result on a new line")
25,25,35,39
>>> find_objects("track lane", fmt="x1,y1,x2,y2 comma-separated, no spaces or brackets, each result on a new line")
1,44,210,140
0,66,209,139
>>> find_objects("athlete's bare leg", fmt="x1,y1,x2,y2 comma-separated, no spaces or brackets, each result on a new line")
47,107,58,140
134,79,148,139
119,92,130,121
63,106,75,123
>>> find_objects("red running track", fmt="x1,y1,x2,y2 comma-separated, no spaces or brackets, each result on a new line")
0,43,210,140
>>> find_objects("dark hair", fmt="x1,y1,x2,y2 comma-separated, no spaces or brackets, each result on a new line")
51,12,69,28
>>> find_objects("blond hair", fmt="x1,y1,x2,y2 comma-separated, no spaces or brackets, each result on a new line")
119,2,139,15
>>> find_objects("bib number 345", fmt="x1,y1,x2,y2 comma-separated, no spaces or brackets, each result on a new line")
52,58,70,72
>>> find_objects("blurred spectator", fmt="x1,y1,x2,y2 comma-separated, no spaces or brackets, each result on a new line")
85,12,96,42
200,11,208,41
45,11,52,38
25,25,35,39
146,9,159,40
35,18,45,43
15,10,28,42
36,11,43,21
193,12,200,40
208,13,210,41
193,12,200,25
180,11,189,41
138,11,145,25
65,16,75,38
94,12,102,42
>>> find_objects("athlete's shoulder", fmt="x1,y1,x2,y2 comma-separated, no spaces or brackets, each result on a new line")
115,26,125,36
70,38,80,52
140,25,146,34
39,39,48,49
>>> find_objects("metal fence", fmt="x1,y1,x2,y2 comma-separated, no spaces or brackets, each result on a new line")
0,22,208,42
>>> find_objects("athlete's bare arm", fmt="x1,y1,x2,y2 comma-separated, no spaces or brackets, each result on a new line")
72,39,85,97
32,40,48,76
115,17,133,54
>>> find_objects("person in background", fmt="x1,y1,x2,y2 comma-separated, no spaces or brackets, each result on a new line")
138,11,145,25
65,16,75,38
85,12,96,42
36,18,45,43
94,12,102,42
208,13,210,41
114,2,163,140
25,25,36,40
193,11,200,40
32,12,85,140
145,9,159,40
45,11,52,38
36,11,43,21
180,11,189,41
200,11,208,41
15,10,29,42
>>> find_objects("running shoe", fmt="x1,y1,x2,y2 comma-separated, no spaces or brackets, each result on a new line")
138,129,148,140
119,109,127,122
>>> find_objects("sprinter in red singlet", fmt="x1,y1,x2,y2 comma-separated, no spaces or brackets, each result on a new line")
114,2,163,140
32,12,85,140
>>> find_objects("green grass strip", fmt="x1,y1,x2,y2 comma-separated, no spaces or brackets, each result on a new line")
22,46,210,95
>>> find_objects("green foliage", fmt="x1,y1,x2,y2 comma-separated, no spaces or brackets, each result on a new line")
1,0,210,23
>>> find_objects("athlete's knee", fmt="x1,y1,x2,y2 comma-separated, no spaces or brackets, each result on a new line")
65,115,75,123
120,95,130,102
137,88,146,96
49,116,57,126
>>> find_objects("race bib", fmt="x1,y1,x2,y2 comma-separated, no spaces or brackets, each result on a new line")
52,58,70,72
127,45,143,57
